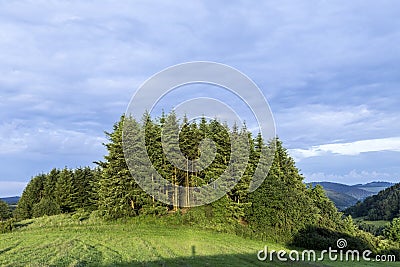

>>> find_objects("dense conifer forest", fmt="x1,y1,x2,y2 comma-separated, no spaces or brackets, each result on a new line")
6,113,400,256
345,183,400,220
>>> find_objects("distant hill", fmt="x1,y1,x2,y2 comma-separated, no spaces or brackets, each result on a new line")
310,181,395,210
323,189,358,211
353,181,394,193
345,183,400,221
0,196,20,205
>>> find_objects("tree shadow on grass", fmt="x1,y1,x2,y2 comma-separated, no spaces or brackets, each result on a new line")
97,252,332,267
0,242,20,255
13,221,33,229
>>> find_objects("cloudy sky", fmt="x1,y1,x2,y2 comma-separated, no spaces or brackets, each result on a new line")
1,1,399,197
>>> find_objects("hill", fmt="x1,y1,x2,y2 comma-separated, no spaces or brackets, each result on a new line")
323,189,358,211
355,182,395,194
0,196,20,205
0,214,397,266
310,181,395,210
345,183,400,221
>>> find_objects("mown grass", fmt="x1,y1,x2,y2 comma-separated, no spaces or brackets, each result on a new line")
0,214,398,266
354,217,390,227
362,220,390,227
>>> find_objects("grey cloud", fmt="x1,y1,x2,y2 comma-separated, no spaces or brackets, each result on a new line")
0,0,399,194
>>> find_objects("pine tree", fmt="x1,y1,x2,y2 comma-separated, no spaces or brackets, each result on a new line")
143,111,165,209
0,200,11,221
14,174,46,220
55,168,77,213
308,184,343,229
384,218,400,242
87,167,102,211
126,114,164,215
32,198,61,218
227,124,253,220
44,168,60,200
178,115,193,207
161,111,183,209
97,115,152,218
97,115,134,218
73,167,97,210
246,138,318,241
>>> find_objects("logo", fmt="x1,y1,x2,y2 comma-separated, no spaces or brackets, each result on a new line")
258,238,396,262
336,238,347,249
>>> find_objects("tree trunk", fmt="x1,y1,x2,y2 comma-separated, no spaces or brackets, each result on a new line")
186,158,190,207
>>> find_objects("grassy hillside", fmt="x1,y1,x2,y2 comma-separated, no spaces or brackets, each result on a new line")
324,189,358,211
311,182,372,200
0,214,398,266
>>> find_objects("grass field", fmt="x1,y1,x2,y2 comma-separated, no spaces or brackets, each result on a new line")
0,214,398,266
361,220,390,227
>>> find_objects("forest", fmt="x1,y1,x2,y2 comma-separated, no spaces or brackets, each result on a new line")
345,183,400,221
1,112,399,257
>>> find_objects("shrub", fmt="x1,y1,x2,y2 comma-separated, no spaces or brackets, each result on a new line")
0,219,15,234
292,225,378,253
32,198,61,218
384,218,400,242
72,208,91,223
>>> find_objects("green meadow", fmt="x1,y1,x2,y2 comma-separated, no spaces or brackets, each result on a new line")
0,214,398,267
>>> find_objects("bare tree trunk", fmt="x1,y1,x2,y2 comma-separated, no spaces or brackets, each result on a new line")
151,174,155,208
174,167,178,211
186,158,190,206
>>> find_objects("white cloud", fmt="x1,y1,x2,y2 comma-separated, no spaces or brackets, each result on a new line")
0,120,106,156
275,104,400,149
0,0,399,194
290,137,400,160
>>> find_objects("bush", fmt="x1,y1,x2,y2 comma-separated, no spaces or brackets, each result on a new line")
292,225,378,253
139,205,168,216
380,247,400,261
0,219,15,234
32,198,61,218
72,208,91,223
182,206,208,226
384,218,400,242
356,221,386,236
89,210,105,222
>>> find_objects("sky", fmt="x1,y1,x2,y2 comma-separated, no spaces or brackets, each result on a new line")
1,1,399,197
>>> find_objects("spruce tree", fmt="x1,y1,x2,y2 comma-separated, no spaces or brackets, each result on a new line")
308,184,343,229
178,115,193,206
44,168,60,200
246,138,317,241
0,200,11,221
32,198,61,218
97,115,134,218
161,111,183,209
73,167,96,210
97,115,152,218
55,168,77,213
14,174,46,220
227,125,252,220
